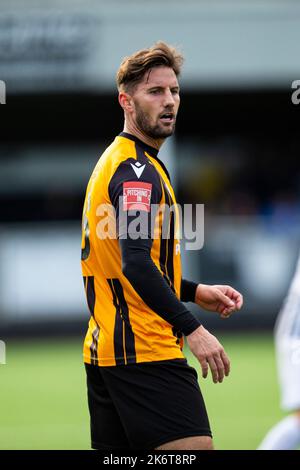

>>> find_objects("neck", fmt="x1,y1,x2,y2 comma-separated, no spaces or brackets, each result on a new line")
123,120,164,151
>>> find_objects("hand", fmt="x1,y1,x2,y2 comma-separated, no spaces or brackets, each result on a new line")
186,325,230,383
195,284,243,318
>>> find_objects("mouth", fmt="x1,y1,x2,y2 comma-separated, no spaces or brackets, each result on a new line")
159,112,175,124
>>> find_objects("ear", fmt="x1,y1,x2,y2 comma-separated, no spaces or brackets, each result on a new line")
118,92,134,112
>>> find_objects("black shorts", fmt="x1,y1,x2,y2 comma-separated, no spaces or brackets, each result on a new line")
85,358,212,450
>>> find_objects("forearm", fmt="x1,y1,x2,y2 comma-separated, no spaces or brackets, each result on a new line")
180,279,198,303
119,238,200,336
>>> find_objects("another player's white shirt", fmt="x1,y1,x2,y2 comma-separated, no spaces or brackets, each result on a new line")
275,252,300,411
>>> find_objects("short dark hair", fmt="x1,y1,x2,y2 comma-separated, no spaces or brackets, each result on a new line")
116,41,183,93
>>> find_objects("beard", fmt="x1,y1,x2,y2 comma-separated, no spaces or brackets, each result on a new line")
134,101,176,139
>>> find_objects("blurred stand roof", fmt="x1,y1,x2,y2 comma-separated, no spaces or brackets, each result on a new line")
0,0,299,92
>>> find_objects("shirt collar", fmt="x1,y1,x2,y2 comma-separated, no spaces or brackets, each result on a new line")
119,131,171,182
119,132,159,158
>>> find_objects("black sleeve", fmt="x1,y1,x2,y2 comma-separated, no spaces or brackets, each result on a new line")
109,156,200,336
180,279,198,303
119,237,201,336
108,157,162,239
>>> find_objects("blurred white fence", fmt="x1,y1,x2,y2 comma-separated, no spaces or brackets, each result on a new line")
0,217,299,327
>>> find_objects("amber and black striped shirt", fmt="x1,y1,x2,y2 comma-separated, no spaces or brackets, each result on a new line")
81,132,200,366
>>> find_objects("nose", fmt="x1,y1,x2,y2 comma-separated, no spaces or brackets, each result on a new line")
163,89,175,108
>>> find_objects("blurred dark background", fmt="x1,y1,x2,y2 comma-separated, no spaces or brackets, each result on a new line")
1,0,300,336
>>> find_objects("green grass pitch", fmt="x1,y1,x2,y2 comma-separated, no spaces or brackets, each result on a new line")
0,333,284,449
